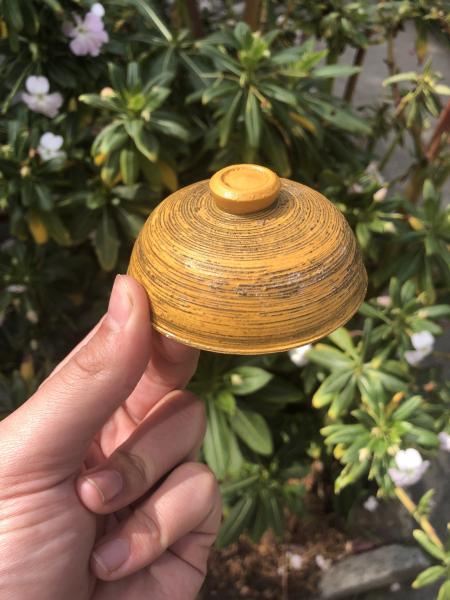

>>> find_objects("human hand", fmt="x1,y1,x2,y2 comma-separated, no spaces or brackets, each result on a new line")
0,275,221,600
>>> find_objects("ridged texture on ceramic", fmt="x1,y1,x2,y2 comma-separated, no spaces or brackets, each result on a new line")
128,178,367,354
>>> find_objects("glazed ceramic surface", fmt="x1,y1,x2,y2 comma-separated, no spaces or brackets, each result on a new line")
128,164,367,354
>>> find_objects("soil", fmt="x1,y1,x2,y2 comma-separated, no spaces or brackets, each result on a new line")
200,513,362,600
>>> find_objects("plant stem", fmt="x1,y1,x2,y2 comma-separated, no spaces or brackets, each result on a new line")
324,47,339,95
343,47,366,104
185,0,204,38
426,98,450,162
386,31,401,108
243,0,262,31
379,130,402,171
395,487,444,550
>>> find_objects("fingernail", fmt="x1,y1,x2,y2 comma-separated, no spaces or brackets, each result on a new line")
107,275,133,329
80,470,123,504
93,538,129,573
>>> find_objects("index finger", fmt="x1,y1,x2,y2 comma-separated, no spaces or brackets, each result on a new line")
124,328,200,423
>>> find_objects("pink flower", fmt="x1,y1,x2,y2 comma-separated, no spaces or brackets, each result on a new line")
22,76,63,118
63,5,108,57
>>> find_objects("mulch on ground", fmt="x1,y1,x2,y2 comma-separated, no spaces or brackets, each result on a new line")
201,514,354,599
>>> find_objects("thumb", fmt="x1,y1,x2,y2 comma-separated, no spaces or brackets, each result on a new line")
2,275,152,469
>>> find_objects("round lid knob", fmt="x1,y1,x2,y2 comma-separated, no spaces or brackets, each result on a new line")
209,164,281,214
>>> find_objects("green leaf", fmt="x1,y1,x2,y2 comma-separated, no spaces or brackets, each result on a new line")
79,94,119,112
40,212,71,246
95,210,120,271
99,129,128,155
3,0,24,30
215,390,236,416
258,83,297,107
266,494,284,538
328,328,357,356
328,378,357,419
127,62,140,90
35,185,53,211
120,148,139,185
231,408,273,455
438,581,450,600
313,64,361,78
254,377,304,404
383,72,418,86
234,22,253,48
218,91,242,147
216,495,256,548
262,124,291,177
306,96,371,135
392,396,422,421
433,84,450,95
151,116,190,141
412,566,446,589
408,426,439,447
108,63,126,96
226,366,273,395
202,81,238,104
245,91,262,148
92,122,123,157
126,0,172,41
367,369,407,393
115,207,145,239
418,305,450,319
308,345,353,370
221,474,259,497
413,530,446,561
359,303,387,321
144,87,171,112
203,397,232,479
125,120,160,162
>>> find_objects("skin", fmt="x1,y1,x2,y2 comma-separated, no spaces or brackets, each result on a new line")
0,275,221,600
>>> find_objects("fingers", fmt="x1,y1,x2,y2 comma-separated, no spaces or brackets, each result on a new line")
77,390,206,514
124,330,200,423
3,275,152,466
91,462,221,581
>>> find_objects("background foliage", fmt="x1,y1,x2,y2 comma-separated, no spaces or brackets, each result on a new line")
1,0,449,594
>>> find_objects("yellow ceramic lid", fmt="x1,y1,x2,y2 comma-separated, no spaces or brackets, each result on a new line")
128,164,367,354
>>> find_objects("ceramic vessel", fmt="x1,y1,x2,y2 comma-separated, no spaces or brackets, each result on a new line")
128,164,367,354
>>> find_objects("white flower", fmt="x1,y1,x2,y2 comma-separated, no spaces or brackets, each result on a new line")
286,552,303,570
315,554,331,571
411,331,435,351
388,448,429,487
37,132,66,162
363,496,379,512
438,432,450,452
404,331,435,366
22,76,63,118
63,7,108,57
6,284,26,293
288,344,312,367
90,3,105,17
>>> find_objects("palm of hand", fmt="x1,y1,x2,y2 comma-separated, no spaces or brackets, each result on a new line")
0,277,220,600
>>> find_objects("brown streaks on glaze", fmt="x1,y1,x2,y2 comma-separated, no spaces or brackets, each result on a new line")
128,167,367,355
